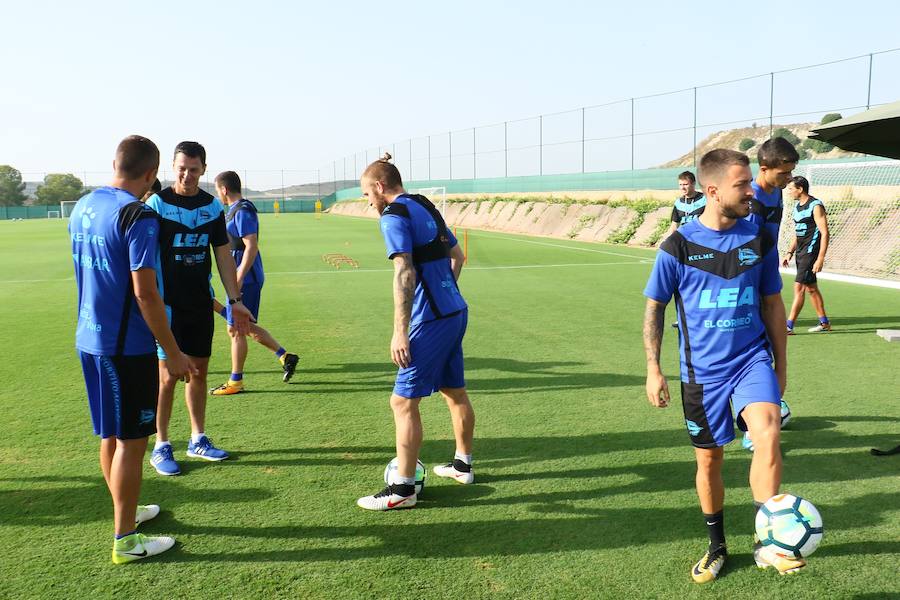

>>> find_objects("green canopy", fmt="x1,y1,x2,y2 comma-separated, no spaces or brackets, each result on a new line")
808,100,900,160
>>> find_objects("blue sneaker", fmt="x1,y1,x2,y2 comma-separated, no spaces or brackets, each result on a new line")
150,444,181,476
741,432,755,452
186,436,229,461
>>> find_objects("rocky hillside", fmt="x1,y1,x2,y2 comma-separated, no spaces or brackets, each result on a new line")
660,122,860,168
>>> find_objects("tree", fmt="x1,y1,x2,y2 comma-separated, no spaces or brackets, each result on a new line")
772,127,801,146
739,138,756,152
821,112,842,125
0,165,27,206
35,173,85,206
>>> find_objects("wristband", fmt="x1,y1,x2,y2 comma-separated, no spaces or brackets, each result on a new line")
228,296,242,305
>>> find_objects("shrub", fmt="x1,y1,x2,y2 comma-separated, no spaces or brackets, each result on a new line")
772,127,801,146
739,138,756,152
821,113,842,125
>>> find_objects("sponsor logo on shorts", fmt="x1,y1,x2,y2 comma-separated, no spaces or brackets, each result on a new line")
139,409,156,425
686,419,703,437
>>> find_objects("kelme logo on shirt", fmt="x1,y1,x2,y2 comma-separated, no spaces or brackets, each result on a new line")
686,420,703,436
688,252,714,262
80,206,96,230
738,248,760,266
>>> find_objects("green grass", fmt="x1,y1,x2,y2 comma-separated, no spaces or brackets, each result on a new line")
1,214,898,599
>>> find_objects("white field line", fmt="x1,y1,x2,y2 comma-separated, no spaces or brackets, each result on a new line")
0,261,650,285
465,230,656,261
267,261,648,276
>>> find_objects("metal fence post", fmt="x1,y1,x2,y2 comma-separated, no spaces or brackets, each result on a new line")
866,53,873,110
472,127,476,180
539,115,543,176
693,87,698,168
504,121,508,178
769,72,774,137
409,139,412,180
280,169,284,201
630,98,634,171
449,132,453,180
428,135,432,181
581,107,585,174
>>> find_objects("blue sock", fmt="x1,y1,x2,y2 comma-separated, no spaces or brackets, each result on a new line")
230,372,243,382
115,530,136,540
786,319,794,330
275,347,286,359
819,316,829,324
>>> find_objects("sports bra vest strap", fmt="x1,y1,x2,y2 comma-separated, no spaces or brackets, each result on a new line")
393,195,452,265
226,199,258,252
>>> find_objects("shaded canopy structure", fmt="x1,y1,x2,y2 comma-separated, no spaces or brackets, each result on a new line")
808,100,900,159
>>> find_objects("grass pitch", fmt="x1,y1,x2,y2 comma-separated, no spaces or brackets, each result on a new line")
0,213,898,599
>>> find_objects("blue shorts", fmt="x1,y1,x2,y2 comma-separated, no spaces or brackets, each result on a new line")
79,352,158,440
393,310,467,399
241,282,262,321
680,354,781,448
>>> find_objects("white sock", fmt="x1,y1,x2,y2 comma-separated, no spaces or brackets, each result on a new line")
154,440,171,451
455,452,472,465
191,432,206,444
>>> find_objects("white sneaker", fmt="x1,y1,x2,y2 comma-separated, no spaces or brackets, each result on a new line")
433,459,474,484
111,532,176,564
807,322,832,333
356,485,417,511
135,504,160,526
753,543,806,574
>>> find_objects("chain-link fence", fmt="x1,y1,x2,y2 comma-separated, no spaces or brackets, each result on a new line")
5,47,900,213
330,48,900,186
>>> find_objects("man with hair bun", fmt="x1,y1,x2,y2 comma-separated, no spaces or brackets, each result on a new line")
356,153,476,511
643,148,803,582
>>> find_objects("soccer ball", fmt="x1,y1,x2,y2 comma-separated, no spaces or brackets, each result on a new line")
780,400,792,428
384,457,426,495
755,494,823,559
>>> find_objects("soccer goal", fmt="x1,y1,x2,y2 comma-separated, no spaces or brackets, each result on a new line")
47,210,61,219
411,186,447,219
788,159,900,282
60,200,79,218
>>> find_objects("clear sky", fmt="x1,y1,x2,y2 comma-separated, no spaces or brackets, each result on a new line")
2,0,899,190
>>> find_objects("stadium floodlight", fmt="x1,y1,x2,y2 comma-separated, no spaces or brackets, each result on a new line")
787,159,900,282
60,200,79,218
411,186,447,219
47,210,61,219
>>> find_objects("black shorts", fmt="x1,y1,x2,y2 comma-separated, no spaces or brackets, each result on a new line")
795,252,818,285
158,305,215,359
80,352,158,439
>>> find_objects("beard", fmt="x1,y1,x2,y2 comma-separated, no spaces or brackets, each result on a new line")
721,200,751,219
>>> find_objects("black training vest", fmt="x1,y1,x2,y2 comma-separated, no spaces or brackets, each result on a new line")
225,199,258,252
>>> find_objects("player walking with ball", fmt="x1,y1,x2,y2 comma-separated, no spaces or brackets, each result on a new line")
642,149,806,582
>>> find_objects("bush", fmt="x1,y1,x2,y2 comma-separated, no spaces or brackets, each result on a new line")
803,137,834,154
739,138,756,152
821,113,842,125
772,128,801,146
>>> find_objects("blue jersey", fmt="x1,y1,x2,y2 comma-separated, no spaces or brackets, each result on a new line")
380,194,467,326
145,188,228,310
644,218,782,383
671,193,706,226
225,199,264,286
792,197,825,258
69,187,161,355
747,180,783,240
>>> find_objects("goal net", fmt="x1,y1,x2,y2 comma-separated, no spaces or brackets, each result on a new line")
411,186,447,220
47,210,61,219
777,160,900,282
61,200,79,218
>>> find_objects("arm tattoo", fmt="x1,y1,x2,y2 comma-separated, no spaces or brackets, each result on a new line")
643,300,665,365
393,254,416,332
